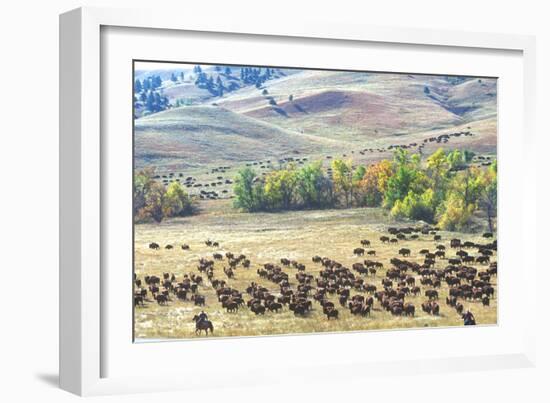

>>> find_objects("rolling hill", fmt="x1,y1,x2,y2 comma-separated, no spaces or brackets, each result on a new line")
134,66,497,170
134,105,351,170
217,71,496,140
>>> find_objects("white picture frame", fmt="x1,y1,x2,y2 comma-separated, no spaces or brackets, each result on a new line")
60,6,537,396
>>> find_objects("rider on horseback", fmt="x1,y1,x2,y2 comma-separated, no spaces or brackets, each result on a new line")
197,310,208,324
193,311,213,335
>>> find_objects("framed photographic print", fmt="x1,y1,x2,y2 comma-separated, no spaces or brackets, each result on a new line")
60,6,537,396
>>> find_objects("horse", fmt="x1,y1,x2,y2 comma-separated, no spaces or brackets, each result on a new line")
192,315,214,335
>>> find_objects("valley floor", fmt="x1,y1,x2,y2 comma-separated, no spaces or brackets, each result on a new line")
134,202,497,340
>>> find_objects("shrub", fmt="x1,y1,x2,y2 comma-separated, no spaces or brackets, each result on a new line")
391,189,435,223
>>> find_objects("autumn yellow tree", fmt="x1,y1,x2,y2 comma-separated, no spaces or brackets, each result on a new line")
264,165,298,210
356,160,393,206
476,161,497,232
331,159,354,207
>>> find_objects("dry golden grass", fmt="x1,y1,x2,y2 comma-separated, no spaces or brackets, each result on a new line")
134,201,497,340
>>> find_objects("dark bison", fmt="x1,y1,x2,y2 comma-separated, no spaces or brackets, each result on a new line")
403,303,415,317
398,248,411,257
422,301,440,315
191,294,205,306
134,295,144,307
353,248,365,256
250,303,266,315
325,307,339,320
267,302,283,312
425,289,438,300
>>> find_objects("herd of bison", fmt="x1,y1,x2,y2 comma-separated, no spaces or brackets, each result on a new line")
153,129,493,201
134,225,497,336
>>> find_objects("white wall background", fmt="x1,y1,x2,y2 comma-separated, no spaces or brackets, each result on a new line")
0,1,547,401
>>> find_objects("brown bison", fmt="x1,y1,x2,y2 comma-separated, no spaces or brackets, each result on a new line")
353,248,365,256
398,248,411,257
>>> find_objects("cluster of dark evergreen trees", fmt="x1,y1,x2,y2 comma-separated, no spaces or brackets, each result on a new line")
133,75,170,116
193,65,279,97
133,65,283,118
170,72,184,82
240,67,275,88
194,65,226,96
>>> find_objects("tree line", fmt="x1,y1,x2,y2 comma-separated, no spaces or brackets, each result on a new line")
134,169,195,223
194,65,279,97
133,66,283,118
233,148,497,231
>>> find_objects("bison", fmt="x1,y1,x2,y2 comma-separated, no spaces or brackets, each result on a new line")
398,248,411,257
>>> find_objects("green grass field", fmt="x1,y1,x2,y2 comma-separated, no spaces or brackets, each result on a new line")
134,201,497,340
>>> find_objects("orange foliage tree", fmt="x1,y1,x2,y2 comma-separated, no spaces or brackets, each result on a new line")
356,160,393,207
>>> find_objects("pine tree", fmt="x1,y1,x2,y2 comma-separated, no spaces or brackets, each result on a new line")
134,79,142,93
146,92,155,112
152,75,162,89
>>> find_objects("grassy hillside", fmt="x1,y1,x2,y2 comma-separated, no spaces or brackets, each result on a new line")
134,105,351,170
134,66,497,175
216,71,496,141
